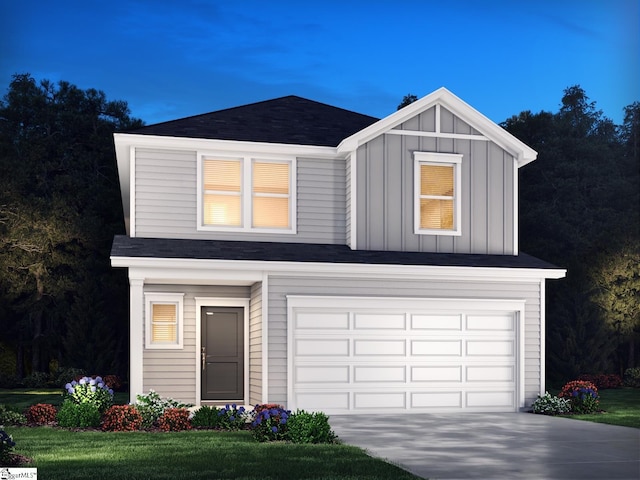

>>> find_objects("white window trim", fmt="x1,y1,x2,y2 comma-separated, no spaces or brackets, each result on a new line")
197,152,297,234
144,292,185,349
414,152,462,236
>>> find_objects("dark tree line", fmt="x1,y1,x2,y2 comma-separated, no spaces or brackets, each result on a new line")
502,86,640,383
0,75,637,387
0,74,143,383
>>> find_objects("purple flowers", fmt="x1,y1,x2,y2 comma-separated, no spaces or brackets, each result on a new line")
62,375,114,414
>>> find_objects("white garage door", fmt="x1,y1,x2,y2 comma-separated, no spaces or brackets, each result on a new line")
287,296,525,414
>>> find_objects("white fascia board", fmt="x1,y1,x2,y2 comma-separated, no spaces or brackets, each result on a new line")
111,255,567,282
337,87,537,167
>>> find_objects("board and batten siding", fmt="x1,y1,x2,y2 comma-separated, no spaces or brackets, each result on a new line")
355,107,515,254
134,149,347,244
265,275,541,409
142,284,251,405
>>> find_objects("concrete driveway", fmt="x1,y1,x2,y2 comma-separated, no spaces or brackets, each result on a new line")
329,413,640,480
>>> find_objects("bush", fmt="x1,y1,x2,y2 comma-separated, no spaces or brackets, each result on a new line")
55,367,86,386
287,410,336,444
22,371,50,388
57,400,101,428
0,405,27,426
135,390,191,429
216,404,247,430
157,408,191,431
578,373,623,389
559,380,599,414
0,372,20,388
531,392,571,415
25,403,57,425
0,428,16,465
103,375,124,392
102,405,143,432
64,376,114,414
623,368,640,388
250,405,290,442
190,405,219,428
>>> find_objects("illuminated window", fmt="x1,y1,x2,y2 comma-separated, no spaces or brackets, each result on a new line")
200,157,294,232
145,293,184,349
414,152,462,235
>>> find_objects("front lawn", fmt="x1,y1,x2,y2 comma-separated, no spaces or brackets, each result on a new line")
566,387,640,428
0,388,129,411
7,427,421,480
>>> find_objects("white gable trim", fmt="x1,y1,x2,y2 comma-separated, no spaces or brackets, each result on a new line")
337,87,537,168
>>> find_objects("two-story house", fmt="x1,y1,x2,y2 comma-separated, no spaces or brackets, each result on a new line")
111,87,565,414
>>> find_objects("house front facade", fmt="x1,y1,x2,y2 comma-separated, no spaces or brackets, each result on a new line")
111,88,565,414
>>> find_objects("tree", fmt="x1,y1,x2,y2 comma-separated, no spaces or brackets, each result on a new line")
397,94,418,110
0,73,143,379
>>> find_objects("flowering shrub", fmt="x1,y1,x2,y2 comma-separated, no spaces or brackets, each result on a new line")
0,405,26,426
0,428,16,464
287,410,336,444
578,374,622,390
623,368,640,388
531,392,571,415
559,380,599,414
157,408,191,431
250,405,290,442
135,390,192,429
102,405,143,432
25,403,57,425
64,376,114,414
216,404,247,430
57,400,101,428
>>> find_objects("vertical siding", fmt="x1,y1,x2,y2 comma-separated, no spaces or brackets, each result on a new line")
249,282,263,405
135,150,347,244
355,107,516,254
266,275,542,408
142,284,250,404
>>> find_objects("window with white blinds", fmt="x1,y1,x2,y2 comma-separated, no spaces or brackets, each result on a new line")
145,293,184,349
200,157,294,232
414,152,462,235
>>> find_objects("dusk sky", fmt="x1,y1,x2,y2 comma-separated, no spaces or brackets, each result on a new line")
1,0,638,126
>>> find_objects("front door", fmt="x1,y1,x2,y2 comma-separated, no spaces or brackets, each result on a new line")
201,307,244,401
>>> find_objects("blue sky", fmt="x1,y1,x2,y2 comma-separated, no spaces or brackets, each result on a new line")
1,0,638,126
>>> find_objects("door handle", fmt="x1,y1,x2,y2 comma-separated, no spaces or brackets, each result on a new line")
201,346,206,371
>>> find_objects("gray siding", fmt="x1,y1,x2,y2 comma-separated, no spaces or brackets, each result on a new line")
142,284,251,404
135,149,346,244
249,282,263,405
266,275,541,408
355,107,515,254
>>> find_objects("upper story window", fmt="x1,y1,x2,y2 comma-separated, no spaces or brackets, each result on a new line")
414,152,462,236
198,155,295,233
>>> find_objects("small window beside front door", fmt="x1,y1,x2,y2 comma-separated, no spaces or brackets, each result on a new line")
145,293,184,349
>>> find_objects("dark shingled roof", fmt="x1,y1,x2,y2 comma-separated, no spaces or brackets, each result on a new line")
127,96,380,147
111,236,560,270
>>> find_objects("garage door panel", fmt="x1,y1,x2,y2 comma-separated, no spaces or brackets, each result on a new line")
466,314,514,331
354,313,406,329
412,366,462,382
295,366,349,384
295,312,349,329
412,391,462,408
296,392,349,411
354,392,406,409
354,339,406,356
466,365,515,382
412,340,462,356
295,339,349,356
466,391,515,408
411,314,462,330
466,340,514,356
354,366,406,383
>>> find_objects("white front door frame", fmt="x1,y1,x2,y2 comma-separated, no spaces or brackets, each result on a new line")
195,297,250,407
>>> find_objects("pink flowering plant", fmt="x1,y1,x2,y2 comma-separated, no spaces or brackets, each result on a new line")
559,380,599,414
64,376,114,414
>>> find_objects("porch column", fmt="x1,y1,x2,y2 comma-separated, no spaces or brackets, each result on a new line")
129,277,144,403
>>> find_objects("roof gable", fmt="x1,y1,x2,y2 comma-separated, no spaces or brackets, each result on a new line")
128,95,379,147
338,87,537,167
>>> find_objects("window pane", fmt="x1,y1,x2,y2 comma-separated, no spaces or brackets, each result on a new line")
421,165,454,197
204,194,241,226
151,303,177,343
152,323,177,343
420,199,454,229
253,197,290,228
152,303,176,322
253,162,289,194
204,159,241,192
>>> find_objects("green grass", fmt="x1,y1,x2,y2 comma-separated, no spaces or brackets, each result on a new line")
6,427,421,480
566,387,640,428
0,388,128,411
